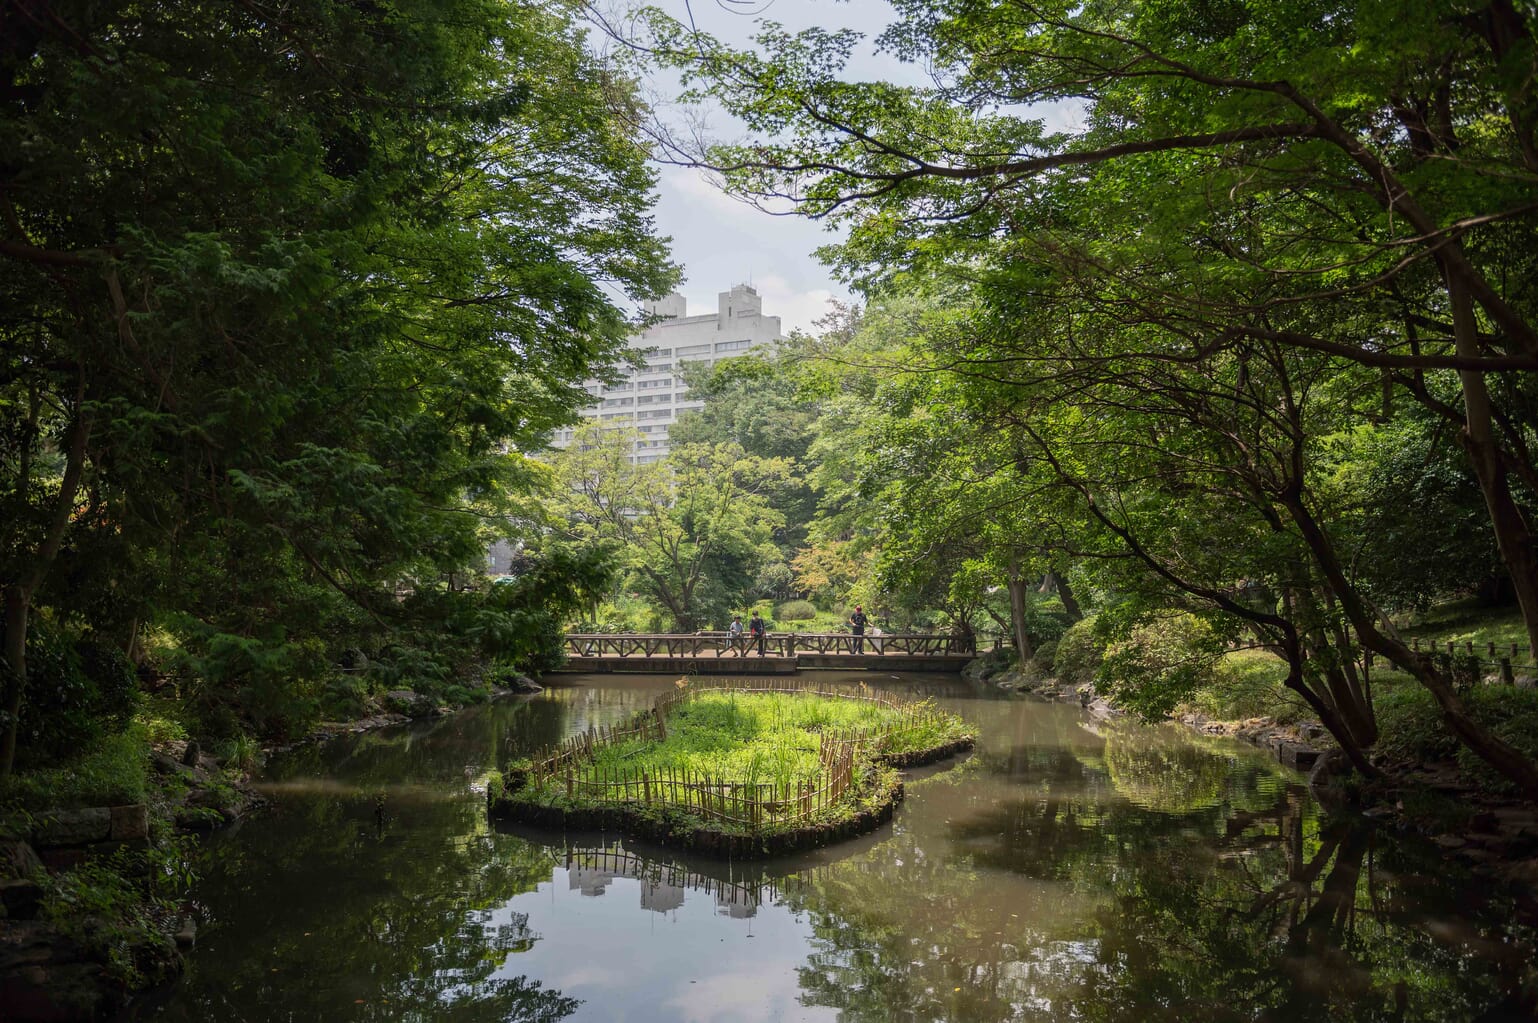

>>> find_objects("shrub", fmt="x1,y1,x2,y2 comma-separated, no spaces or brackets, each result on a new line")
776,599,817,623
1021,640,1059,683
1054,616,1104,688
1190,650,1305,723
40,852,180,987
1376,684,1538,796
1020,595,1072,646
0,724,150,810
1095,613,1228,721
15,624,139,767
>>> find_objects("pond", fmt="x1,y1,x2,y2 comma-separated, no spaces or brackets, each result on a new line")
134,673,1534,1022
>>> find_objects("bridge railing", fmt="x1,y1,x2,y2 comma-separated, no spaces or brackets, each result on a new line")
562,632,974,658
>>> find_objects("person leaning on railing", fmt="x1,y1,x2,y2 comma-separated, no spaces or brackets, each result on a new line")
727,615,745,657
749,610,767,656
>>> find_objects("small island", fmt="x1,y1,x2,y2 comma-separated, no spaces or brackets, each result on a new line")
488,681,975,857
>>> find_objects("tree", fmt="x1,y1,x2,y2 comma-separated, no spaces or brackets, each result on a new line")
0,0,676,770
549,422,791,630
641,0,1538,796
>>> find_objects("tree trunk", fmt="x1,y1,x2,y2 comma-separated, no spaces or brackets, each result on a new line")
1053,572,1083,621
1446,268,1538,658
1006,565,1034,661
1285,492,1538,803
0,588,29,778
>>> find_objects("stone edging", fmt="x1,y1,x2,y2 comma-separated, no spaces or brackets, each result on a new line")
875,735,976,768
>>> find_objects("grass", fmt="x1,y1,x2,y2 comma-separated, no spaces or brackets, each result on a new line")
579,690,966,791
501,688,972,838
1397,598,1530,655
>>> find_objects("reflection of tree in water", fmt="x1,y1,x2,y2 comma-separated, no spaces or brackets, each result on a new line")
145,706,588,1022
1101,731,1228,812
781,770,1533,1022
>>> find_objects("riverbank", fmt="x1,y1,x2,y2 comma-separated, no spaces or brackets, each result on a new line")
0,675,546,1021
965,651,1538,918
0,740,265,1021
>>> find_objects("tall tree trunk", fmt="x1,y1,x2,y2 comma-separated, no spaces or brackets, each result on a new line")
0,589,28,777
1446,268,1538,658
0,406,90,780
1053,572,1083,622
1006,563,1034,661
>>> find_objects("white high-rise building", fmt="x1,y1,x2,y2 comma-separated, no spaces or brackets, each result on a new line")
549,284,783,463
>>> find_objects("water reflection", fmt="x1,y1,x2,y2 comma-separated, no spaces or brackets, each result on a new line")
138,675,1535,1022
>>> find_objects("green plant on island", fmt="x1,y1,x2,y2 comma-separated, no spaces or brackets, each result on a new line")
496,687,973,841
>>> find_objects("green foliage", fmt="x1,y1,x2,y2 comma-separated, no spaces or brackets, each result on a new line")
524,690,969,802
0,0,676,770
550,423,792,630
637,0,1538,792
0,724,150,811
1018,594,1072,647
1377,684,1538,796
1020,640,1059,684
1189,651,1308,724
776,599,818,623
40,852,180,987
1097,613,1230,722
1053,617,1105,689
13,623,138,767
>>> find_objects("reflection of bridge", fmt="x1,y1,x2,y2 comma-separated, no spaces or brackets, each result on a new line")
557,632,976,674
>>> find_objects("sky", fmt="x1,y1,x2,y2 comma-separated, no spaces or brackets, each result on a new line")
627,0,919,334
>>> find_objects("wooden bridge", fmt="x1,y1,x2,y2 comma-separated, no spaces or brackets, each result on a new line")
557,632,976,674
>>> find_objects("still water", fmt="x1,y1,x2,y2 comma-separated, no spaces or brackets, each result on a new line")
138,674,1534,1022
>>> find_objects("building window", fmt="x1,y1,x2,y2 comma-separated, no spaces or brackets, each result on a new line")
676,344,711,356
715,339,752,353
602,397,633,408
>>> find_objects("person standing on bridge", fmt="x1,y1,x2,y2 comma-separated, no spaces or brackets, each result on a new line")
749,610,767,657
728,614,745,656
849,605,868,654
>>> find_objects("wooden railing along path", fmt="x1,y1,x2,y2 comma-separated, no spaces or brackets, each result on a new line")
563,631,974,659
517,679,951,833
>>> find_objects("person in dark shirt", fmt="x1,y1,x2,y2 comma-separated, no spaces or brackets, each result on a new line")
849,605,868,653
749,610,767,656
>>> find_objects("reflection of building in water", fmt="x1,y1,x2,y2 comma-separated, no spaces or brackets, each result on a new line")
715,892,757,919
640,877,685,913
569,865,617,897
562,844,818,917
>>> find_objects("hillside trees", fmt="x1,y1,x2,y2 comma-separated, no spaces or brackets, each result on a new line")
645,0,1538,794
0,0,676,769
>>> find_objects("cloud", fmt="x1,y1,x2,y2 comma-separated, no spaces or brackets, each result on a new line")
749,273,842,336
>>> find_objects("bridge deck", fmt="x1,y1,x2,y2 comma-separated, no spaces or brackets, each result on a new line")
556,633,976,674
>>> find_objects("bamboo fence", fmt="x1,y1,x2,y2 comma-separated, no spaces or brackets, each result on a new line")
517,679,950,831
